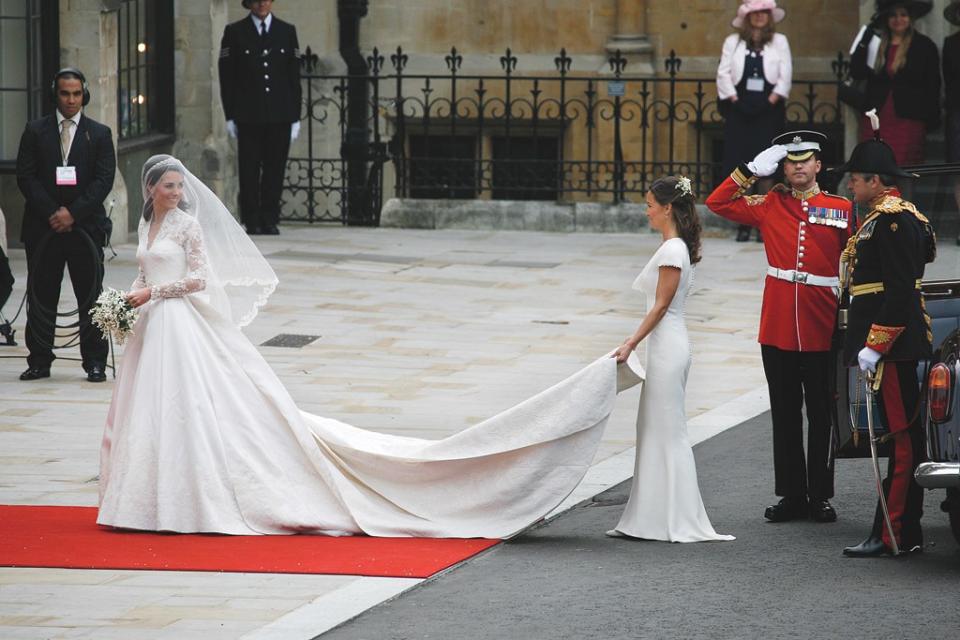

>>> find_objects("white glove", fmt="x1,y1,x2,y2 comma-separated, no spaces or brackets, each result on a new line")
858,346,882,373
747,144,788,177
290,121,301,142
226,120,238,139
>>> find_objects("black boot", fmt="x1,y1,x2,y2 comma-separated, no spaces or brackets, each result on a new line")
764,497,808,522
735,225,751,242
809,499,837,523
843,502,893,557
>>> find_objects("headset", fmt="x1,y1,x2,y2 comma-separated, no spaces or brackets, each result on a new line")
50,67,91,106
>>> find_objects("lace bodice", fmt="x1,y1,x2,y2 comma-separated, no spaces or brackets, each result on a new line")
131,209,209,299
632,238,692,316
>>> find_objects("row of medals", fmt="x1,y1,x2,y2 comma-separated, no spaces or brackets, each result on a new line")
801,201,848,229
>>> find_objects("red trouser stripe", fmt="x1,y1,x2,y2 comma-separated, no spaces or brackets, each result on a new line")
879,365,912,547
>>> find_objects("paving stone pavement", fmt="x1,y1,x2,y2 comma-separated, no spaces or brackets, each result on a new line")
0,227,956,639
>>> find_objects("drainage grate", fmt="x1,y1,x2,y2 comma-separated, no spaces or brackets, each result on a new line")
260,334,321,348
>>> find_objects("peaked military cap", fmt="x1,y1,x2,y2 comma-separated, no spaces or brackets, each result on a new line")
773,130,827,162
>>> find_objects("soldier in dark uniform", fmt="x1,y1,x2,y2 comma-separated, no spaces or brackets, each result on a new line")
707,131,852,524
218,0,302,235
836,132,935,557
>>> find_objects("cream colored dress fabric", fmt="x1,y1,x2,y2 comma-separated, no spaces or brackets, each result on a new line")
610,238,735,542
97,210,643,538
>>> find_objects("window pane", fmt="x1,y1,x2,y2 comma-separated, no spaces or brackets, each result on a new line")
0,92,27,158
0,15,27,89
0,0,26,17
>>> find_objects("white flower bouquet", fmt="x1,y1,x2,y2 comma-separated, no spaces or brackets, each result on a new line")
91,288,138,344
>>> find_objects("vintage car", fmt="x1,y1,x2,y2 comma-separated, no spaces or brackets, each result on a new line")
916,279,960,546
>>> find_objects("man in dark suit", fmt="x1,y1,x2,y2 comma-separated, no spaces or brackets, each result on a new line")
15,68,115,382
218,0,302,235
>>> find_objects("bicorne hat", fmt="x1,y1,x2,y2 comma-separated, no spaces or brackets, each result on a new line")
773,130,827,163
946,0,960,26
831,112,917,179
875,0,934,19
732,0,786,29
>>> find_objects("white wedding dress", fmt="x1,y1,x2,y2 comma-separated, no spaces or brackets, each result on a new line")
609,238,734,542
97,209,644,538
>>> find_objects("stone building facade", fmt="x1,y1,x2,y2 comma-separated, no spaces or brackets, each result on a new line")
0,0,953,243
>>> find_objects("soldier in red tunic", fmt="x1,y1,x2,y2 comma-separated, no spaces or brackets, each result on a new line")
706,130,852,523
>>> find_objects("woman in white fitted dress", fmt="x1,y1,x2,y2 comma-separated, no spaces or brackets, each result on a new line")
608,176,735,543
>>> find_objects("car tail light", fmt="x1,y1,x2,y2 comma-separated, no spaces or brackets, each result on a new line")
928,363,952,423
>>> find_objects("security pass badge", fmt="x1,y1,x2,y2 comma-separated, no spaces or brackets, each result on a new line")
56,166,78,186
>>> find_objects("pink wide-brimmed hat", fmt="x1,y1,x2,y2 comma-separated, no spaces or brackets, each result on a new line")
731,0,786,28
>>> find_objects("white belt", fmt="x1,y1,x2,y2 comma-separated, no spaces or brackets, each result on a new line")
766,267,840,288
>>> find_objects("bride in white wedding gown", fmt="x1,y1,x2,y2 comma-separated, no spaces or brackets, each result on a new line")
608,176,734,543
97,155,645,538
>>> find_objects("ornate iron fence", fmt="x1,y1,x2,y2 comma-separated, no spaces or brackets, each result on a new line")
282,47,849,225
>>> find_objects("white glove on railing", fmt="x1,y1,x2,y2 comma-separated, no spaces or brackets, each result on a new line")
290,121,301,142
858,346,882,373
747,144,788,177
226,120,238,139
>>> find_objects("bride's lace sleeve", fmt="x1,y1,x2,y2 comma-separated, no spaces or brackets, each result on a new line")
130,217,147,291
130,266,146,291
149,216,209,299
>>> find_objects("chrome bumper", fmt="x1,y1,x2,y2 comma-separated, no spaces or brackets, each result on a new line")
915,462,960,489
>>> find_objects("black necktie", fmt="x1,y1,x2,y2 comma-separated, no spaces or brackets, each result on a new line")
259,22,266,38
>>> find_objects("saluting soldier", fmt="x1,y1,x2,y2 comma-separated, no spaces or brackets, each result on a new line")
838,130,935,558
706,131,852,524
218,0,302,235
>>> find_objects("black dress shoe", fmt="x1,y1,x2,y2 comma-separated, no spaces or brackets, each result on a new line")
87,365,107,383
262,225,280,235
735,226,751,242
20,366,50,381
246,226,262,235
809,499,837,523
843,535,892,557
764,497,808,522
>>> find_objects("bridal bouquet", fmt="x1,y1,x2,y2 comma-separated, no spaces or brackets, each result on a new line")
91,288,138,344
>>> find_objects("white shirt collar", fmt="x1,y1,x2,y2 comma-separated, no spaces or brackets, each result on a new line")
56,110,82,129
250,12,273,33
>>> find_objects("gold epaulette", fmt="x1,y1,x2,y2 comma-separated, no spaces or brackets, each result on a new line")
875,195,929,223
770,183,789,194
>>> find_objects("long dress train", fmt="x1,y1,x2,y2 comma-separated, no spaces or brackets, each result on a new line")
610,238,735,542
97,209,644,538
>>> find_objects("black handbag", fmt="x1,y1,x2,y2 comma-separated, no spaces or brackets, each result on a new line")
838,79,869,112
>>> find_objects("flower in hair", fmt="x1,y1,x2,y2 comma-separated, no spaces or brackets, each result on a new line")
675,176,693,198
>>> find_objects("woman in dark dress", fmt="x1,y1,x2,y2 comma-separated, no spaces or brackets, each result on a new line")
851,0,940,166
716,0,792,241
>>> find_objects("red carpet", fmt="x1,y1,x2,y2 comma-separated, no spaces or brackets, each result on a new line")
0,505,500,578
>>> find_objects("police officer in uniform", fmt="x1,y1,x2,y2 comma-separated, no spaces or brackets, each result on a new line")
838,132,935,557
218,0,301,235
707,131,852,523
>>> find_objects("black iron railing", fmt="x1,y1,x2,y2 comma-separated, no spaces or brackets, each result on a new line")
282,47,849,225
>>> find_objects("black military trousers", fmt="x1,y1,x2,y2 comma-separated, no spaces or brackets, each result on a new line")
237,122,292,230
760,345,835,500
0,246,14,312
24,230,107,371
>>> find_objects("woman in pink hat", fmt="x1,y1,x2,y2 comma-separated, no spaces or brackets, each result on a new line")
716,0,792,242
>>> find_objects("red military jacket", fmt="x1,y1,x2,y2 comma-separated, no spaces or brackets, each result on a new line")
706,166,852,351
